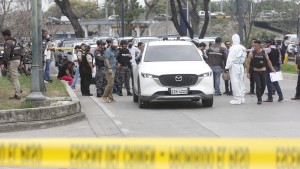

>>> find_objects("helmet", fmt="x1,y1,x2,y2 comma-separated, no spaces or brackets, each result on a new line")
96,40,106,46
120,40,128,45
106,38,112,44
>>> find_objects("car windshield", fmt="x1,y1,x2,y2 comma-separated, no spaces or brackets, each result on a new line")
144,45,202,62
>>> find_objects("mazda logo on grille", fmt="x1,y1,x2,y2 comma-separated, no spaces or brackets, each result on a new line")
175,75,182,81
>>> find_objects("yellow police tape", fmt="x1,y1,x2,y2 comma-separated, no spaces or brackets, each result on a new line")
0,138,299,169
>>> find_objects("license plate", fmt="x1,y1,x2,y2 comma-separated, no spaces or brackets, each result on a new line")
170,88,188,95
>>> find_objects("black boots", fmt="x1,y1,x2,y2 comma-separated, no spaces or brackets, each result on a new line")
117,88,123,96
97,90,104,98
127,91,133,96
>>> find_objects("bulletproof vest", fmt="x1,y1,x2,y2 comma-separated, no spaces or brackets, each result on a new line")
268,48,280,66
118,48,131,67
252,50,266,68
95,49,105,68
81,53,89,68
7,39,21,60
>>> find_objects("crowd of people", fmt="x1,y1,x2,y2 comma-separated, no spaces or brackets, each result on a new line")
1,28,299,105
65,38,144,103
197,34,300,105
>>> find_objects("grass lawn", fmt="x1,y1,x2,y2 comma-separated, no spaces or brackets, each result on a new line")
281,64,298,74
0,75,68,110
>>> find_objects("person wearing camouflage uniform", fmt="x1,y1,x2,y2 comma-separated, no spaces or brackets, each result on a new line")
94,40,107,97
116,40,132,96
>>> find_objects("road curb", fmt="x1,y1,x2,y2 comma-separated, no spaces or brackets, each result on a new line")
0,81,86,133
282,72,298,81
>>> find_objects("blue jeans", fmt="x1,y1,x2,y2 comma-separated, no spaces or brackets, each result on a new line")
44,59,52,81
71,66,80,89
211,66,222,94
266,66,283,99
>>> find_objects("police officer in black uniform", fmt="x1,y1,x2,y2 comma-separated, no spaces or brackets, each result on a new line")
94,40,107,97
246,40,275,104
79,45,94,96
116,40,132,96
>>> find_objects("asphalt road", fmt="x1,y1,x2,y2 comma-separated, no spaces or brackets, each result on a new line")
97,76,299,137
0,75,298,138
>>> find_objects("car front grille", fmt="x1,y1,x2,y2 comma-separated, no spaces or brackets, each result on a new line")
158,74,199,87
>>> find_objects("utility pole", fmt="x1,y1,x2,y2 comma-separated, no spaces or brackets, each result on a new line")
165,0,168,36
186,0,189,36
105,0,108,21
221,0,223,13
237,0,244,43
26,0,46,101
297,14,300,64
121,0,125,37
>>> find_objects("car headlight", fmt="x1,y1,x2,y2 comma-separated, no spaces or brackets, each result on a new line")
198,72,212,78
141,73,158,78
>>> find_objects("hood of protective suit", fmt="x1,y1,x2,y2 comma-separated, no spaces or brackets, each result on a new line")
225,34,247,70
232,34,240,45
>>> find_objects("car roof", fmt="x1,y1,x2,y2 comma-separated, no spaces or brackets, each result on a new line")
148,41,193,46
134,37,159,40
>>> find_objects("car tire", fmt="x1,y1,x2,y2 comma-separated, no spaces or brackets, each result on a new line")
138,79,149,108
138,97,149,108
202,98,213,107
133,90,138,103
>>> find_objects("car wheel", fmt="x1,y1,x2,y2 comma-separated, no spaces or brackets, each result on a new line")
138,80,149,108
202,98,213,107
138,97,149,108
133,91,138,103
133,82,138,103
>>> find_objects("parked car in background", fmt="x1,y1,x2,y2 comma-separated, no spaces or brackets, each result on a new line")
198,11,217,18
132,41,214,108
192,38,215,49
108,15,119,21
60,16,70,24
154,14,170,21
132,37,160,47
46,17,63,25
117,36,134,45
91,36,117,45
286,34,298,57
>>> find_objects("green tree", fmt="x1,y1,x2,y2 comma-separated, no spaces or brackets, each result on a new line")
54,0,85,38
47,0,99,20
114,0,144,36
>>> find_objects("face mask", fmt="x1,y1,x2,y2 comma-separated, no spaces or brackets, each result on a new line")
128,44,132,48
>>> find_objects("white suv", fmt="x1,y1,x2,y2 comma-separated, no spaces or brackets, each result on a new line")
132,41,214,108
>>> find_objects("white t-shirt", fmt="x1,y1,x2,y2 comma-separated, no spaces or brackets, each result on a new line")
128,46,140,65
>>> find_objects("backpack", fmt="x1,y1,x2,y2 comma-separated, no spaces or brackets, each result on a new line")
252,50,266,68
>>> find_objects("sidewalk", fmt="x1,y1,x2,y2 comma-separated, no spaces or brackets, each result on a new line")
0,92,123,138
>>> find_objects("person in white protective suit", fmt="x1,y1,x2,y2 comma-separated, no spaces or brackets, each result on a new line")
225,34,247,104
